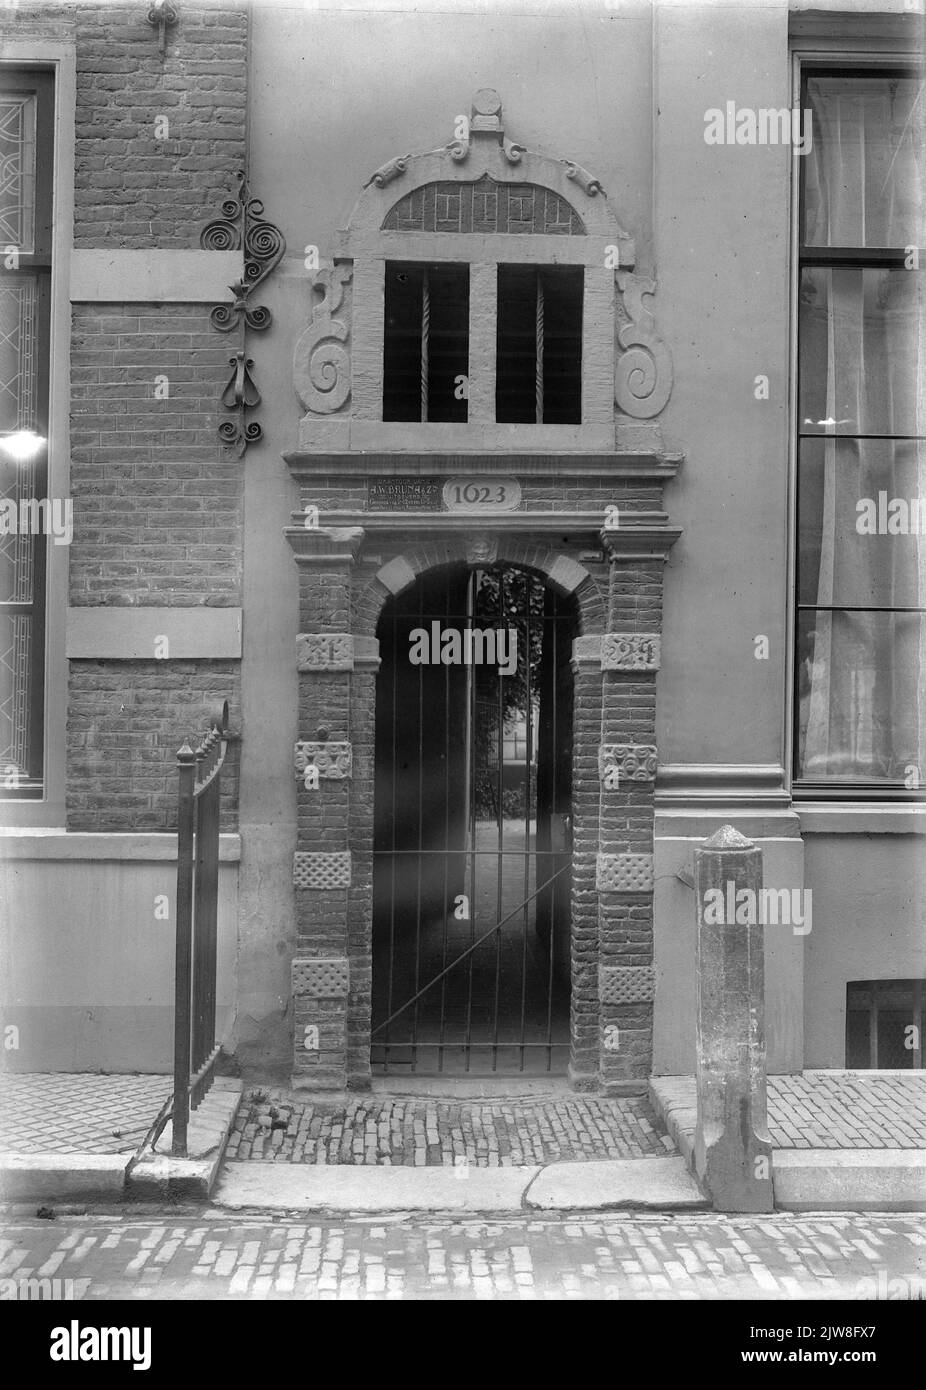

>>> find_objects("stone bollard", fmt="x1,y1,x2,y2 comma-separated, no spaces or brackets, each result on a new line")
694,823,774,1212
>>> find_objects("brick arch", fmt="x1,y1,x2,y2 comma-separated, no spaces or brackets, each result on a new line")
353,541,607,638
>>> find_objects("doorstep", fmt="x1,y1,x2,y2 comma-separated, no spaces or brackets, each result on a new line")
210,1154,708,1213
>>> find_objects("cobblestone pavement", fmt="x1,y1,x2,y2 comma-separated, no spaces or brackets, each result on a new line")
0,1212,923,1300
766,1073,926,1149
0,1075,171,1155
224,1091,674,1164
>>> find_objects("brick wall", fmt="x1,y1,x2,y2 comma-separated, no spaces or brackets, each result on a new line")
10,1,248,247
67,660,239,831
70,304,242,606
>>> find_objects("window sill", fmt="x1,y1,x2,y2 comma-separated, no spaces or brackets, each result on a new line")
797,803,926,835
0,829,242,860
296,417,616,454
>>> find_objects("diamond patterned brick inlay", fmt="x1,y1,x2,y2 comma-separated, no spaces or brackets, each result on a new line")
599,965,656,1007
600,633,661,671
296,633,353,671
292,957,350,998
598,744,658,783
596,852,654,893
293,850,351,889
294,741,352,780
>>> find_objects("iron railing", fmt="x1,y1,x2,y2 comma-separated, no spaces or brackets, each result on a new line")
171,699,233,1156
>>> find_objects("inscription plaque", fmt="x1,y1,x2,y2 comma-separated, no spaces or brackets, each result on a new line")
368,477,440,510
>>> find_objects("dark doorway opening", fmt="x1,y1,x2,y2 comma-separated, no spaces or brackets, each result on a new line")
372,563,576,1074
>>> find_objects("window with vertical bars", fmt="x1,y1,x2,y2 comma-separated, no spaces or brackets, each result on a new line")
496,265,583,425
380,260,584,425
846,979,924,1068
0,69,53,797
382,262,469,422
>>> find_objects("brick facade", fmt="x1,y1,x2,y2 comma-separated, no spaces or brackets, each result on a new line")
70,304,242,607
17,0,249,247
10,1,252,833
67,660,239,831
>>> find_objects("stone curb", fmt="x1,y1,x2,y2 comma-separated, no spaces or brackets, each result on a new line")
211,1154,707,1214
649,1076,926,1212
774,1150,926,1212
0,1152,129,1202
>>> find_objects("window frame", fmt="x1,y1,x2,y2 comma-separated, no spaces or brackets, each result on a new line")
789,51,926,802
1,68,54,797
0,40,75,828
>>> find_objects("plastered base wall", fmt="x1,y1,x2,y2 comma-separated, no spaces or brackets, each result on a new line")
802,835,926,1068
653,834,805,1075
0,855,238,1073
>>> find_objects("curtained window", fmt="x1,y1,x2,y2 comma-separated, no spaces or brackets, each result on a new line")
796,70,926,791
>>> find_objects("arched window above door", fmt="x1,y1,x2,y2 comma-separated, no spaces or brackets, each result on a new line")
291,89,672,456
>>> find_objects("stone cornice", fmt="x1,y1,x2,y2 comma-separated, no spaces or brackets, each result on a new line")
282,451,684,480
286,526,365,563
284,510,682,559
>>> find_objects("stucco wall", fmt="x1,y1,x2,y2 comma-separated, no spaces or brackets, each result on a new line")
0,842,238,1072
803,833,926,1068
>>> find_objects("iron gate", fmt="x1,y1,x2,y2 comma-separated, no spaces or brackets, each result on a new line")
371,564,576,1074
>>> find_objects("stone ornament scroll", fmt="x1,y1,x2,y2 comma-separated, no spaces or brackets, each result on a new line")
614,272,673,419
293,265,353,415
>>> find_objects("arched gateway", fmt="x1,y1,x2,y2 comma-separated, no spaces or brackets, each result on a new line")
283,90,681,1093
371,561,578,1075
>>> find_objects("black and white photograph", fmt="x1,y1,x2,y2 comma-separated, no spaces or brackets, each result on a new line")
0,0,924,1350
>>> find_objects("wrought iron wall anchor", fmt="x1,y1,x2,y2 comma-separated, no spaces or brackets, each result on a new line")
201,170,286,454
146,0,178,56
201,170,285,333
220,351,262,458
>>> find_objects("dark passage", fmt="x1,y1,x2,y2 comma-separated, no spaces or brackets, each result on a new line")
372,564,576,1074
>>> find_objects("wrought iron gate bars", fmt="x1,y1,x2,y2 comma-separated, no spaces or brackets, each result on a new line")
370,862,572,1036
170,700,232,1157
372,566,574,1074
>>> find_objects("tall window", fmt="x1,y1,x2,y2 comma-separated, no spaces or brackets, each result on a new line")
0,69,53,797
795,69,925,793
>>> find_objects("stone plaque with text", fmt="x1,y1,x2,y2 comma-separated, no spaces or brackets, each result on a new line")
368,477,440,510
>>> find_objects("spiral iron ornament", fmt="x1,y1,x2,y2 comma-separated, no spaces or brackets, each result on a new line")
200,171,286,455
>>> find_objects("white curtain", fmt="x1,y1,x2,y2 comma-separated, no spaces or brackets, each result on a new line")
798,77,926,782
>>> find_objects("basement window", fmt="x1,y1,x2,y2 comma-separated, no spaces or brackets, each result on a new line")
383,262,469,422
496,265,583,425
846,979,924,1068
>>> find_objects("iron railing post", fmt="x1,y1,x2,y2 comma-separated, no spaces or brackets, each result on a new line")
172,740,196,1157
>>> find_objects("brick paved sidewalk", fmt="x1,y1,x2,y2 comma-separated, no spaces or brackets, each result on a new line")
224,1091,674,1165
767,1073,926,1149
0,1075,171,1155
1,1212,923,1300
